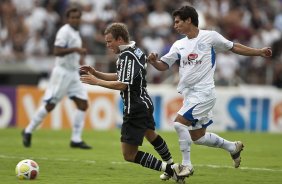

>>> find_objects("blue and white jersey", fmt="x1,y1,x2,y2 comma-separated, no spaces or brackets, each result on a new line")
161,30,233,93
54,24,82,71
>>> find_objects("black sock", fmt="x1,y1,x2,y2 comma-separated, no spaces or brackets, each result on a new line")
165,163,174,176
134,151,162,171
151,135,173,163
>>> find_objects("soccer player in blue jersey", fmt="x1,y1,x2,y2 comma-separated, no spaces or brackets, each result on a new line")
148,5,272,180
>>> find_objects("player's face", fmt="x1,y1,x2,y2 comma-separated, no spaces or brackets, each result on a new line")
105,33,121,54
67,11,81,30
174,16,189,35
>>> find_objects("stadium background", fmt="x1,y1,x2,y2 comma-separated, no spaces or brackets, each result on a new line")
0,0,282,133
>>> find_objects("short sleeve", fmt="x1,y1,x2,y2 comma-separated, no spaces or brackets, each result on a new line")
212,31,233,52
160,43,180,68
54,27,68,48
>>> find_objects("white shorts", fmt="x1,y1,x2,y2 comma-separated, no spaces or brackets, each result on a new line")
43,66,88,104
178,88,216,130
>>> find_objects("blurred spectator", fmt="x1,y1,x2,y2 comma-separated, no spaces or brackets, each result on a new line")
24,0,48,37
25,30,49,56
11,0,34,16
0,0,282,87
44,0,60,53
272,37,282,88
215,52,241,86
79,0,97,54
147,1,173,37
9,14,29,61
274,12,282,31
142,31,164,54
141,31,165,83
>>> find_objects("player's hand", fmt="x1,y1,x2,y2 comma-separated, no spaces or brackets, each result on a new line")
79,65,96,76
260,47,272,57
147,53,159,64
80,72,99,85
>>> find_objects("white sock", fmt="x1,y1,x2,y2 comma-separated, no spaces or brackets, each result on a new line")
25,105,48,133
174,122,192,166
194,132,236,153
71,109,86,142
161,162,167,172
166,159,174,165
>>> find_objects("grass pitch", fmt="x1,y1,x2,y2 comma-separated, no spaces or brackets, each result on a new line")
0,128,282,184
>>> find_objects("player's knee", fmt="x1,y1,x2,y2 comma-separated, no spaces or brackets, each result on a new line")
45,103,55,112
193,135,206,145
77,101,88,111
174,122,187,133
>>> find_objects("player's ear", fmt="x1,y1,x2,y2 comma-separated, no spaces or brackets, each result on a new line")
185,17,192,24
117,36,123,42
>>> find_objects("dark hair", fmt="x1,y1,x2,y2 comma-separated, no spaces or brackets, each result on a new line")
172,6,199,27
104,23,130,43
65,6,82,18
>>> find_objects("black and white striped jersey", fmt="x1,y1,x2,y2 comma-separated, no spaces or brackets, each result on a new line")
117,44,154,115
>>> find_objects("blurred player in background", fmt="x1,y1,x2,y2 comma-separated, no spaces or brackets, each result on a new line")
148,5,272,180
22,6,91,149
80,22,185,183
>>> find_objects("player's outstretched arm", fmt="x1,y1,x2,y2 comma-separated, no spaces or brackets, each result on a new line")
80,73,126,90
147,53,169,71
231,43,272,57
79,65,118,81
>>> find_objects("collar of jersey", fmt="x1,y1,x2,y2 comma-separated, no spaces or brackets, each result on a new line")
119,41,136,51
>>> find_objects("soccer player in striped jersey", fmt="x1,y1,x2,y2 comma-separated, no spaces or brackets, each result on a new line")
80,22,185,183
148,5,272,180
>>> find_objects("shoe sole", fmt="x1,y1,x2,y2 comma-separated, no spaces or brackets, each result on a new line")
231,142,244,168
160,177,170,181
178,169,194,177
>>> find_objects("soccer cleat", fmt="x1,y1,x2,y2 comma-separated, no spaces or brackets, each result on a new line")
160,172,171,180
230,141,244,168
173,163,194,177
171,164,187,184
22,130,32,148
160,163,173,181
70,141,92,149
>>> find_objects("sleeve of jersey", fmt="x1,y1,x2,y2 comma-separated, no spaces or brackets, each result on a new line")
117,53,141,85
54,27,68,48
160,44,180,68
212,31,233,52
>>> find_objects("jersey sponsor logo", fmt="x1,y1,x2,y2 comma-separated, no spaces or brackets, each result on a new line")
125,60,132,80
134,48,143,59
118,59,123,80
182,53,201,66
197,43,207,51
187,53,198,61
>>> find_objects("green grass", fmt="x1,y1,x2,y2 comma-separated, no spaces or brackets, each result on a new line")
0,128,282,184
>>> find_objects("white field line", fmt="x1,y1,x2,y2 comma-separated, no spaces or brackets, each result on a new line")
195,164,282,172
1,154,282,172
